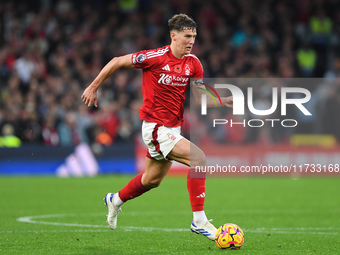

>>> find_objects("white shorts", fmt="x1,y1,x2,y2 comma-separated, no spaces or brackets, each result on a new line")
142,121,184,160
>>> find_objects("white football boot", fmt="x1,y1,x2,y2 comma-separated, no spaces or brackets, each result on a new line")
104,193,122,230
190,219,217,241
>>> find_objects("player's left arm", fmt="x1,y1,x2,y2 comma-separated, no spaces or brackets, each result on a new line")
191,80,233,108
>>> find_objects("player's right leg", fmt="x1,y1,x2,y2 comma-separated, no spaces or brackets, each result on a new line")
167,138,217,241
104,157,172,229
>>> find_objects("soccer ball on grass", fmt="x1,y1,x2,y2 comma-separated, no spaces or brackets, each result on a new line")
215,223,244,249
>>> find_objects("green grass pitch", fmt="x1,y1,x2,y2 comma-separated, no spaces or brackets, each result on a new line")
0,176,339,254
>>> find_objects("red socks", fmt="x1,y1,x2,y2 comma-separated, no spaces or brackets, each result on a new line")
118,171,207,213
118,174,150,202
187,170,206,211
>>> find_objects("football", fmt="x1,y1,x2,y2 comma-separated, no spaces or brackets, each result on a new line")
215,223,244,250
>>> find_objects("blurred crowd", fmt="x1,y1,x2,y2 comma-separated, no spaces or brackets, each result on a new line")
1,0,340,147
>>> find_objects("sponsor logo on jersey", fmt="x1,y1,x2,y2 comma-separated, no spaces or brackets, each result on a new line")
136,54,146,63
158,74,189,86
162,64,170,71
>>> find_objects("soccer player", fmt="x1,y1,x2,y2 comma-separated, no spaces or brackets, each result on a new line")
81,14,233,241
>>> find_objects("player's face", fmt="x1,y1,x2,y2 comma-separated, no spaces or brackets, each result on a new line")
172,28,197,57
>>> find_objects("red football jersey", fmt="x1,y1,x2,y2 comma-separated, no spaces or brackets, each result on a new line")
132,45,203,127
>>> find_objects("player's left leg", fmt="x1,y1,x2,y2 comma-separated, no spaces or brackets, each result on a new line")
167,138,217,241
105,157,172,230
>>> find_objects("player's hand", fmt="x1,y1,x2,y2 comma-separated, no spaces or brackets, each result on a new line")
81,86,98,107
222,96,233,108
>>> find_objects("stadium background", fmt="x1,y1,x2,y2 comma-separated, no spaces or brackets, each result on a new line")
0,0,340,175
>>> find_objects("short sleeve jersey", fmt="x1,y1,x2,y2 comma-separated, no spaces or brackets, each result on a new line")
132,45,203,127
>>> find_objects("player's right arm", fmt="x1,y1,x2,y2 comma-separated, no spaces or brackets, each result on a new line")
81,54,134,107
191,80,233,108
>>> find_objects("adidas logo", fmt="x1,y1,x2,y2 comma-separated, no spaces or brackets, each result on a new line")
197,192,205,198
162,64,170,71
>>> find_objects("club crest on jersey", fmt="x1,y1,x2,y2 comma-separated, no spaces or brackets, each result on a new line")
174,65,182,73
167,132,177,141
185,64,190,75
136,54,146,63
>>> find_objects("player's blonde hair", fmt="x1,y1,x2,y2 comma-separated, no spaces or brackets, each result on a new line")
168,13,197,32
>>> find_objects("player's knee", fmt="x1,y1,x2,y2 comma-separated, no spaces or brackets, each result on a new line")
191,150,206,167
149,179,162,189
143,177,162,189
199,152,206,166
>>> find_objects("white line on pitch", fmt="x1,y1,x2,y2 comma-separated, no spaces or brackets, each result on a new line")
2,229,339,235
15,213,339,235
